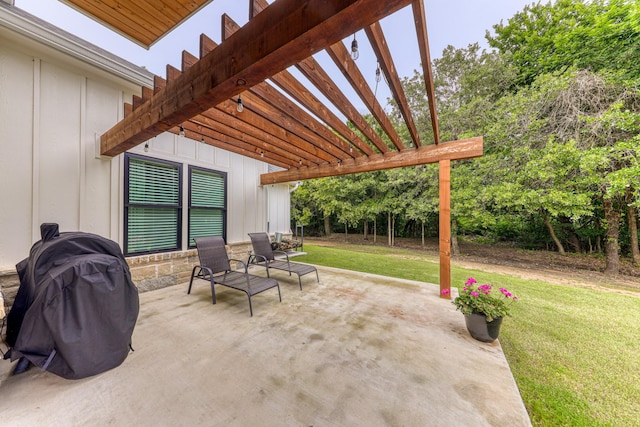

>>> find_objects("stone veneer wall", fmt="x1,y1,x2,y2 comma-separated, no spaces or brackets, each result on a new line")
0,241,254,316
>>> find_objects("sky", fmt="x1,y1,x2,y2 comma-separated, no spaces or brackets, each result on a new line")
14,0,538,114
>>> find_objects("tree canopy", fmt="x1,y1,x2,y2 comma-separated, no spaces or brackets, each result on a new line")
291,0,640,273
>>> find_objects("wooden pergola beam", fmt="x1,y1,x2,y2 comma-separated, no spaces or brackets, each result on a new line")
413,0,440,143
268,71,374,156
365,22,421,147
198,107,321,167
249,0,387,156
249,0,374,156
176,121,293,168
296,58,391,154
181,35,327,166
245,84,353,160
215,100,334,163
325,41,406,151
100,0,414,156
221,14,354,161
261,137,483,184
188,114,308,167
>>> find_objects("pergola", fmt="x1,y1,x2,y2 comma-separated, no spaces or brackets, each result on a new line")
68,0,484,296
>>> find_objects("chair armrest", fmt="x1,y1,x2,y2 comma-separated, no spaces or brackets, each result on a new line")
273,250,290,263
249,253,269,265
194,265,214,277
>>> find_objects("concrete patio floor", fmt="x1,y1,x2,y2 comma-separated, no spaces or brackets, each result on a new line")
0,266,531,426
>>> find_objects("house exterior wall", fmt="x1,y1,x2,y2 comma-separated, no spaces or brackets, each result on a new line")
0,5,291,309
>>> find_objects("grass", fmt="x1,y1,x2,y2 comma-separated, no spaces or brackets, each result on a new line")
295,243,640,427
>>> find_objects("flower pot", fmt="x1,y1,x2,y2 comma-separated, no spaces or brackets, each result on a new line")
464,313,503,343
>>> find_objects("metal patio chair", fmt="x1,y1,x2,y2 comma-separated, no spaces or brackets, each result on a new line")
188,236,281,316
248,232,319,290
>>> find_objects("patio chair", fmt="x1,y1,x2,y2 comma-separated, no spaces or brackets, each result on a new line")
188,236,281,316
248,232,319,290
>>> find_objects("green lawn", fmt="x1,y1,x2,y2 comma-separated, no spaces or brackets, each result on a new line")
295,243,640,427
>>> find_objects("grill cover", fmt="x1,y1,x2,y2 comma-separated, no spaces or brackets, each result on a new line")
6,224,139,379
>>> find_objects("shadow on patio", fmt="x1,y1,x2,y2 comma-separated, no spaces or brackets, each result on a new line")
0,266,530,426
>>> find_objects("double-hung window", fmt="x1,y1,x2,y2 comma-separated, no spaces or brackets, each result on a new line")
124,154,182,255
188,166,226,247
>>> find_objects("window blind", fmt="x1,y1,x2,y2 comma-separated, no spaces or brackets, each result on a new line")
189,168,226,246
126,156,181,254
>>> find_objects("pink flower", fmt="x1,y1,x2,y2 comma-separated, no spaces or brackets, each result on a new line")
478,284,492,294
441,289,450,295
470,291,479,297
465,277,477,286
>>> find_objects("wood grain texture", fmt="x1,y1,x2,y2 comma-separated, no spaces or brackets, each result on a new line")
60,0,214,47
260,137,483,184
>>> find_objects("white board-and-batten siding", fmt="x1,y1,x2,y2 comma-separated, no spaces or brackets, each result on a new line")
0,6,291,272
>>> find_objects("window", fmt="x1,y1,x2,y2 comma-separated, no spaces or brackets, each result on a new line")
189,166,226,247
124,154,182,255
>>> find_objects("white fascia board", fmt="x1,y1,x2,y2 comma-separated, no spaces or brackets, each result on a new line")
0,2,153,87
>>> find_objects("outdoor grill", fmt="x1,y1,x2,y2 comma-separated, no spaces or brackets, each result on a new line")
4,223,139,379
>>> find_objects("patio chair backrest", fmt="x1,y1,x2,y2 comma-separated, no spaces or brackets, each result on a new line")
194,236,231,274
248,232,275,261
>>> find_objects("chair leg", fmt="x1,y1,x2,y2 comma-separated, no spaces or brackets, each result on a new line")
187,266,199,294
247,294,253,317
277,285,282,302
315,270,319,282
209,279,217,304
297,274,303,291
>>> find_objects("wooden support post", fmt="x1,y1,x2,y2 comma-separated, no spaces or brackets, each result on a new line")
439,159,451,298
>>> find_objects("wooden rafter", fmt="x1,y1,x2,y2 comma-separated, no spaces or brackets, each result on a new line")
216,99,335,163
200,107,320,167
245,84,352,160
250,0,390,155
156,50,326,167
188,114,310,167
413,0,440,143
325,41,406,151
365,22,422,147
220,16,354,162
295,58,390,154
100,0,415,156
268,71,374,156
240,89,348,161
221,14,358,161
162,49,327,166
179,121,293,168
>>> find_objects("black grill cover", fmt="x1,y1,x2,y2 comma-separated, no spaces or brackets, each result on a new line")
6,224,139,379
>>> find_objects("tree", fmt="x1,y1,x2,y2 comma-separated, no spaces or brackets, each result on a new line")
488,0,640,87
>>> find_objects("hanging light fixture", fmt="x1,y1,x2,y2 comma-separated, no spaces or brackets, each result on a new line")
375,63,382,83
200,137,205,144
350,34,359,60
179,125,185,137
144,142,149,152
236,95,244,113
